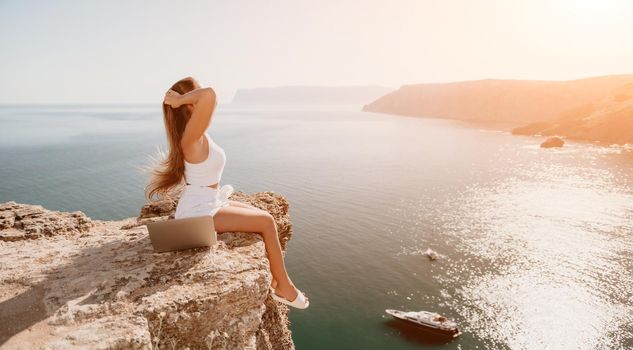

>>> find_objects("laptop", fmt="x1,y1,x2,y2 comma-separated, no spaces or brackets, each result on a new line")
145,215,217,253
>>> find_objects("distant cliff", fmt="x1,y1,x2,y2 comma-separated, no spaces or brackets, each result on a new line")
232,85,393,105
0,191,295,349
362,75,633,145
363,75,633,123
511,82,633,145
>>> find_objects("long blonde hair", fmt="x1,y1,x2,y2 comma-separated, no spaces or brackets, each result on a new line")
140,76,200,204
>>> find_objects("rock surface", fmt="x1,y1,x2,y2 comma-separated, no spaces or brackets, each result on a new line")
540,136,565,148
0,191,295,350
512,84,633,145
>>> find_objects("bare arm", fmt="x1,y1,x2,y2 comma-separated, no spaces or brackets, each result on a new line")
177,87,215,106
165,87,217,146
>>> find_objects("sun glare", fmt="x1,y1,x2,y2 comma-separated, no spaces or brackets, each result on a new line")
552,0,631,30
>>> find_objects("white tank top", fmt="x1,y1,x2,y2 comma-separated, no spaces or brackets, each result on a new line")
184,132,226,186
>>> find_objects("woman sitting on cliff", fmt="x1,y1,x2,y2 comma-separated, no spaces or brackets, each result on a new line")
144,76,309,309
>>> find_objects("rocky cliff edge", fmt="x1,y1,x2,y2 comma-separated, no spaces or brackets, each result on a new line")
0,191,295,350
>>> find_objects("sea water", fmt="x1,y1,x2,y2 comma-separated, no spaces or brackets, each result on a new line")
1,104,632,349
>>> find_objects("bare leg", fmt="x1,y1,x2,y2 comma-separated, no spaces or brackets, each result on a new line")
226,200,279,288
227,200,260,210
226,200,287,288
213,206,304,303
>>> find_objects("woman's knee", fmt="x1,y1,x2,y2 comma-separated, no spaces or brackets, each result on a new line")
257,211,276,231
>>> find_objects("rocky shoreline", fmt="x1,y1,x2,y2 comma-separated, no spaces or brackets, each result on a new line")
362,75,633,146
0,191,295,349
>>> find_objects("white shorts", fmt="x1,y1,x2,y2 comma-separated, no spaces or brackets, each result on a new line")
174,184,234,219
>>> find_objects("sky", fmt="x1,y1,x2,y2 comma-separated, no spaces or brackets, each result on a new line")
1,0,633,104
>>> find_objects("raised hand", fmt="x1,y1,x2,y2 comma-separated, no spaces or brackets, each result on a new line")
163,89,183,108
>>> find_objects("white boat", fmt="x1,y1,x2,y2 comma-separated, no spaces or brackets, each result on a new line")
385,309,461,338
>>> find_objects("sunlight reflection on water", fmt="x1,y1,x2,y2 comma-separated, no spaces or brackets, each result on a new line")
419,151,633,349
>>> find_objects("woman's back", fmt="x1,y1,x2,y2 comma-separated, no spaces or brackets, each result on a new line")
183,132,226,186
